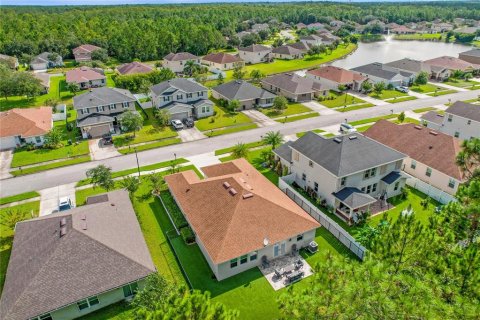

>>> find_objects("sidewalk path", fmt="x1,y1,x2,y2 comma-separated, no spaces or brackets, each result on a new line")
39,183,77,216
302,101,340,115
408,91,430,99
429,81,468,92
0,150,13,179
186,152,219,176
89,138,120,160
242,110,277,127
347,91,389,106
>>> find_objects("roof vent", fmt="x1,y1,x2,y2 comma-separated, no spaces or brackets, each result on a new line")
82,221,87,230
348,135,357,140
60,218,66,227
429,145,433,149
223,182,231,189
243,193,254,199
333,137,342,144
60,226,67,237
414,125,423,130
81,214,86,220
245,184,253,190
429,131,438,136
229,188,238,196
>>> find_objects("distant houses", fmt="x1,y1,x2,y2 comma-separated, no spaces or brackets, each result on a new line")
72,44,103,63
201,52,244,71
238,44,271,64
30,52,63,70
306,66,367,92
351,62,415,86
116,61,153,75
458,48,480,65
424,56,480,80
163,52,200,73
0,53,19,69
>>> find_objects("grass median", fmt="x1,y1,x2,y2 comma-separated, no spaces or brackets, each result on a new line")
11,155,91,177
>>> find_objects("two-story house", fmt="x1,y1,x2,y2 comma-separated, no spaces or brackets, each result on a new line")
274,132,407,223
163,52,200,73
72,44,102,63
237,44,272,64
421,101,480,140
150,78,214,120
74,87,137,138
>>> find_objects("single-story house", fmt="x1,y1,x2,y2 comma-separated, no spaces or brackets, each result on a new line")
212,80,276,110
0,53,19,69
296,23,307,30
364,120,464,195
238,44,272,64
116,61,153,75
201,52,244,71
431,22,453,33
306,66,367,91
306,23,325,30
351,62,415,86
164,159,320,281
424,56,480,80
383,58,432,77
271,45,304,60
261,73,328,102
0,107,53,150
30,52,63,70
74,87,137,138
299,34,323,47
66,66,106,89
287,41,310,53
0,190,156,320
251,23,270,33
72,44,103,62
163,52,200,73
390,25,416,34
34,72,51,94
150,78,213,120
459,48,480,65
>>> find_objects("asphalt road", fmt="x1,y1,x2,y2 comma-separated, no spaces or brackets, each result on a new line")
1,89,478,197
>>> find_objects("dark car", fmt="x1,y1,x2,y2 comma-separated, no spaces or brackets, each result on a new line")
183,117,195,128
102,134,113,145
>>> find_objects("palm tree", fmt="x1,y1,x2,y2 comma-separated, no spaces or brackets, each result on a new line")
120,176,140,198
231,143,248,159
262,131,284,150
183,60,199,77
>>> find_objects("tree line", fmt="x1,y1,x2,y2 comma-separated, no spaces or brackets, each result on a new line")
1,2,479,62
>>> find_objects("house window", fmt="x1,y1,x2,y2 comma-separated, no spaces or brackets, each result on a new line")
454,131,460,138
163,96,171,102
296,234,303,241
302,173,306,181
309,160,313,167
410,160,417,170
366,185,371,194
123,102,129,109
81,108,90,115
448,178,455,189
395,161,402,170
372,183,377,193
250,251,257,261
340,177,347,186
394,181,400,191
177,94,183,100
467,120,471,125
314,182,318,192
293,152,299,161
109,104,116,110
361,187,366,192
202,106,210,113
370,167,377,177
77,296,100,311
35,136,42,143
97,106,104,112
230,258,238,268
240,255,248,264
198,91,204,97
30,314,53,320
364,170,370,179
447,114,453,122
123,282,139,298
187,93,192,98
426,167,432,177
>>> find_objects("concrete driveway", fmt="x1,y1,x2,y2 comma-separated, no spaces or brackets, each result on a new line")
39,183,76,216
89,138,120,160
0,150,13,180
242,110,277,127
302,101,340,115
178,127,206,142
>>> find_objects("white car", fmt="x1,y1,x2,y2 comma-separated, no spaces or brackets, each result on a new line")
59,197,74,212
396,86,409,93
340,123,357,133
171,119,184,130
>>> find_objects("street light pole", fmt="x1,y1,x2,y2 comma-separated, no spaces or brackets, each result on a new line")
134,147,140,177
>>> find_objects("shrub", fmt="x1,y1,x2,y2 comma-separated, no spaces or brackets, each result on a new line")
180,226,195,244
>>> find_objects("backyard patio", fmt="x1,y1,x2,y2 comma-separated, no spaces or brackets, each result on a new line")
260,254,314,291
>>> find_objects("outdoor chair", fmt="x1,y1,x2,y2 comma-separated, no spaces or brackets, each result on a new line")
295,259,304,270
261,255,270,269
291,244,298,256
274,268,282,280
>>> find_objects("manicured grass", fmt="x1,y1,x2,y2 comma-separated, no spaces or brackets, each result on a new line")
258,103,312,118
318,91,366,108
275,112,319,123
356,124,373,132
336,103,374,112
410,83,440,93
0,201,40,296
443,79,480,89
195,103,253,131
369,89,408,100
11,155,91,176
204,123,258,137
392,117,421,125
117,138,182,154
0,191,40,205
323,133,335,138
426,89,457,97
113,108,178,147
349,114,398,126
394,33,444,41
159,190,188,229
387,95,417,103
413,107,436,113
296,129,325,138
105,72,116,87
215,141,266,156
76,158,189,186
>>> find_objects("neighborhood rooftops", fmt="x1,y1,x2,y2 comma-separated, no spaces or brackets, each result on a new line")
66,66,105,84
73,87,135,109
116,61,153,75
271,45,304,55
0,107,52,138
30,52,62,65
424,56,480,71
332,187,377,208
238,44,271,52
384,58,431,73
307,66,367,83
0,190,155,320
150,78,207,96
212,80,276,101
420,110,444,125
445,101,480,123
289,132,406,177
164,159,319,264
262,73,324,94
459,48,480,58
163,52,199,61
72,44,102,54
351,62,414,80
202,52,242,64
364,120,464,180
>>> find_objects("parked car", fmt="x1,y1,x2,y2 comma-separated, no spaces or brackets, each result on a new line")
171,119,184,130
340,123,357,133
102,134,113,145
183,117,194,128
396,86,409,93
59,197,74,212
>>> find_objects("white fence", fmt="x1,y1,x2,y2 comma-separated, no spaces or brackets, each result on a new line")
52,104,67,121
206,68,226,80
279,175,366,260
405,177,456,204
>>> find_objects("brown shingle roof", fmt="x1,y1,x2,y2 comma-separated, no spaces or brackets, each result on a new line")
202,52,242,64
0,190,155,320
307,66,366,83
165,159,319,264
364,120,464,180
262,73,324,94
72,44,102,55
0,107,52,138
116,61,153,75
424,56,480,71
66,66,105,84
164,52,199,61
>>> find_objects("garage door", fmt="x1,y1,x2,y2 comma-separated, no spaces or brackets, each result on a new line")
170,112,189,121
0,136,17,150
87,124,111,138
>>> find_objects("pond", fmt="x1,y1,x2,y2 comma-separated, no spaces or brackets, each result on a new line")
331,37,473,69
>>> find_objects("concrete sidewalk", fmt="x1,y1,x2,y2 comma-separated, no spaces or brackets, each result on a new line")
348,91,389,106
0,150,13,180
242,110,277,127
302,101,340,115
430,82,468,92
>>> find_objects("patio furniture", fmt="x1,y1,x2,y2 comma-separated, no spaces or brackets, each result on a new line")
284,270,304,285
291,244,298,256
295,259,304,270
261,255,270,269
274,268,282,280
282,264,295,276
307,241,318,253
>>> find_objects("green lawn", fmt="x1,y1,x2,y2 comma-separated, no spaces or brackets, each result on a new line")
369,89,408,100
387,96,417,103
394,33,444,41
296,129,325,138
117,138,182,155
258,103,312,118
349,114,398,126
443,79,480,90
0,191,40,205
0,201,40,296
105,72,116,87
413,107,436,113
318,91,366,108
426,89,457,97
11,155,91,176
337,103,375,112
410,83,440,93
0,76,74,111
392,117,420,125
195,103,253,132
215,141,266,156
276,112,319,123
204,123,258,137
113,108,178,147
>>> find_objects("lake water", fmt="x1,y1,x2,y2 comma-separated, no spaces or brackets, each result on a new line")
331,37,473,69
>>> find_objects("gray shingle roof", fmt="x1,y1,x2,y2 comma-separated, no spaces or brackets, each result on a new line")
351,62,412,80
164,52,198,61
0,190,155,320
77,114,115,127
384,58,431,74
420,110,445,125
213,80,276,101
290,132,406,177
273,141,293,163
262,73,323,94
332,187,377,208
150,78,207,96
460,48,480,58
73,87,135,109
272,45,304,55
238,44,271,53
31,52,62,65
446,101,480,122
